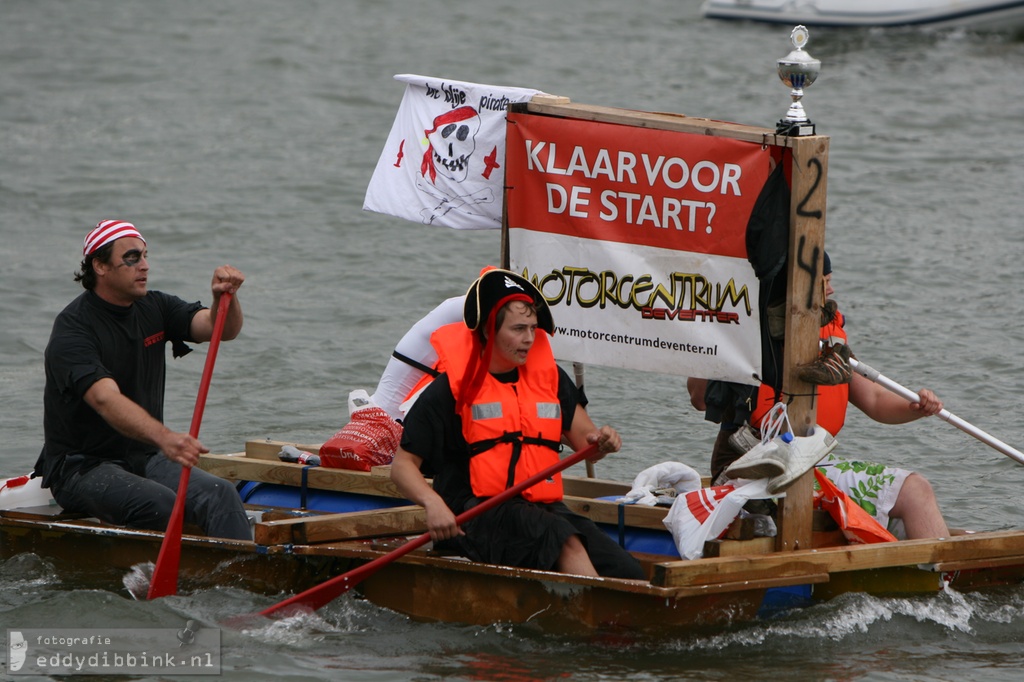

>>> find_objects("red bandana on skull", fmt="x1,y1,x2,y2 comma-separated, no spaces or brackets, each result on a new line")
420,106,480,184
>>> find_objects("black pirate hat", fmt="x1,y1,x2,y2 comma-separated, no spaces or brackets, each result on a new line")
463,268,554,335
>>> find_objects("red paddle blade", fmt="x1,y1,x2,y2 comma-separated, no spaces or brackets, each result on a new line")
146,468,191,599
260,533,432,617
146,292,233,600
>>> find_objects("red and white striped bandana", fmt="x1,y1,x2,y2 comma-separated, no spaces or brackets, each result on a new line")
83,220,146,256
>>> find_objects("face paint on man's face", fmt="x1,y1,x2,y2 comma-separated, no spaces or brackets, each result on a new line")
119,249,146,268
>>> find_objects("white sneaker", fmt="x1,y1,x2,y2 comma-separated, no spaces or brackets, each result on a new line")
723,437,787,480
766,426,838,494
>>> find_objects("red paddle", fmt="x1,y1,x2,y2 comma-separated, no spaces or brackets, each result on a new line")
259,442,600,617
147,291,233,599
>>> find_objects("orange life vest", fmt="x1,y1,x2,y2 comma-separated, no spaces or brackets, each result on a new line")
750,311,849,435
430,323,565,502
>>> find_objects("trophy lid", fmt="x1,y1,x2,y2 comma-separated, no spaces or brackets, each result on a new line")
777,25,820,88
776,26,820,135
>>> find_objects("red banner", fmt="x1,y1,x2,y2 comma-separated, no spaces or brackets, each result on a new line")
506,112,770,256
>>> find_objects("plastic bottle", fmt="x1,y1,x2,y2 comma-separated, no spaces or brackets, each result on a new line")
278,445,321,466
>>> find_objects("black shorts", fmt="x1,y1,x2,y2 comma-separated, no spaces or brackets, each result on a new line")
447,496,644,580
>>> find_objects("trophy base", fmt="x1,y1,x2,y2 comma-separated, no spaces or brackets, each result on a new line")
776,118,816,136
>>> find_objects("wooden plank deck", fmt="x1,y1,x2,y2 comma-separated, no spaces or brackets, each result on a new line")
255,506,426,545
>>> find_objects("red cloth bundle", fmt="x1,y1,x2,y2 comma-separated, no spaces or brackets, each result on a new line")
320,390,403,471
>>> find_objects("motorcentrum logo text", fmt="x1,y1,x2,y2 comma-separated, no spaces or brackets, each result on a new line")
526,266,752,322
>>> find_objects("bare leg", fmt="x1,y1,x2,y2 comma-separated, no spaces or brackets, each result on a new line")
889,473,949,540
555,535,599,576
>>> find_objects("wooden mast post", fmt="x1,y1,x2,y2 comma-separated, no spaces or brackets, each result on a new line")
774,134,830,552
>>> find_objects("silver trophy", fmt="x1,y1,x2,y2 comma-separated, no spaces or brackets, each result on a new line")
776,26,820,136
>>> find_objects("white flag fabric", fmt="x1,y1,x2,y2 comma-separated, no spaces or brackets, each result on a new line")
363,74,543,230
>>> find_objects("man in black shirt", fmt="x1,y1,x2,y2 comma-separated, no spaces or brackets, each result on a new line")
34,220,251,539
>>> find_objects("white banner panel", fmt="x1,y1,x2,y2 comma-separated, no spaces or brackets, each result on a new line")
509,231,760,382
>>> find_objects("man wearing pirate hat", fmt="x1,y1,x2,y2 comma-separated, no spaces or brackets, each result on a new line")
391,268,644,578
33,220,251,540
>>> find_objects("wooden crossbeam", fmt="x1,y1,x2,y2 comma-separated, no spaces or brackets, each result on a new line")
524,100,784,146
671,572,831,597
651,530,1024,588
561,497,670,531
244,439,323,461
922,554,1024,573
255,506,426,545
233,440,636,498
200,454,406,499
703,537,776,558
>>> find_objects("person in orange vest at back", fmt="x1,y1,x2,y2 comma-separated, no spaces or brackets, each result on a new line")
688,252,949,540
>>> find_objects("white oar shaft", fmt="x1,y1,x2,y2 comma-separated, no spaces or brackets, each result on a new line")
850,357,1024,466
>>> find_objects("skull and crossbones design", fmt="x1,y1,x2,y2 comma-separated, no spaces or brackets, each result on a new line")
416,106,494,224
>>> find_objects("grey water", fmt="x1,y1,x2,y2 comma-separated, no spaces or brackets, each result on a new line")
3,0,1024,679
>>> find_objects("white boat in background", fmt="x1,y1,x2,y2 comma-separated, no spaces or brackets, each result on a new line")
701,0,1024,31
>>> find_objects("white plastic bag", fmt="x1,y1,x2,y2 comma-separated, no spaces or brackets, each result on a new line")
663,478,775,560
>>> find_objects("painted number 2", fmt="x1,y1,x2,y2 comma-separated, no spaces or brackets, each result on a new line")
796,157,823,220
